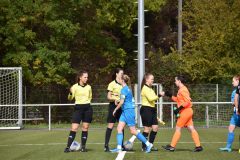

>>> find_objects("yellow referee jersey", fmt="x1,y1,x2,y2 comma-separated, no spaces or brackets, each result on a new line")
141,84,159,108
107,80,122,102
68,83,92,104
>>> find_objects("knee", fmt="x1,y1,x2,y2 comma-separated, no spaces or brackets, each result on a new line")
82,125,89,131
71,127,78,132
152,126,158,132
108,123,114,129
143,127,150,133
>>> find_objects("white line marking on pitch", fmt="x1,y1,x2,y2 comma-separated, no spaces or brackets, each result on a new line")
0,141,228,147
115,151,126,160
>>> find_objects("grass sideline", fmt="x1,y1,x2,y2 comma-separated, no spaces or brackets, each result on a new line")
0,128,239,160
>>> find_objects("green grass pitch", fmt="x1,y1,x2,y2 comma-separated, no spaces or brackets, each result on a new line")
0,128,239,160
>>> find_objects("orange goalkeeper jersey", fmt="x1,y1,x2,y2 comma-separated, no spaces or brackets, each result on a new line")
172,85,192,109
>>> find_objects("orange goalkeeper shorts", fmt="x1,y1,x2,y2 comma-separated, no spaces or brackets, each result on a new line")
176,108,194,128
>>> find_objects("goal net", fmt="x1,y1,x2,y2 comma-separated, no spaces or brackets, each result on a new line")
0,67,22,129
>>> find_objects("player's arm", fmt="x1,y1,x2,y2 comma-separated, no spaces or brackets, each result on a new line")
143,88,159,102
113,99,124,114
234,90,239,114
107,91,118,101
89,86,92,102
68,85,75,101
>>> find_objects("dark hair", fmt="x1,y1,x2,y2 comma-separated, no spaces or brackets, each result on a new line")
176,75,186,84
141,73,153,89
112,68,123,80
123,74,131,87
76,71,88,82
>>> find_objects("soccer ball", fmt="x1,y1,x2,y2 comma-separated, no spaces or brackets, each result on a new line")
70,141,81,151
123,141,133,151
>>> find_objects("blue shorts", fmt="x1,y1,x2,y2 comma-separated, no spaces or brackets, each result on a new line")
119,109,135,127
230,113,240,127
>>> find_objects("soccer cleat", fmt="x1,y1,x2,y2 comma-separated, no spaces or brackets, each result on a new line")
162,144,175,152
145,143,153,153
110,148,122,153
219,147,231,152
104,146,110,152
64,147,71,153
80,146,87,152
151,146,158,151
141,147,146,152
193,146,203,152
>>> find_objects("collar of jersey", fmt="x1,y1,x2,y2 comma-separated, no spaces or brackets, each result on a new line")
115,79,121,85
144,84,153,89
78,82,87,87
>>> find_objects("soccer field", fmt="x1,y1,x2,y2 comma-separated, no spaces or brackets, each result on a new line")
0,128,239,160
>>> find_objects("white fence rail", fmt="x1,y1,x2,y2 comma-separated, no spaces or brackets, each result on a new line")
0,102,233,130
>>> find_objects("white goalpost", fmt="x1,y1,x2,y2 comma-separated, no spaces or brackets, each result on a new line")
0,67,23,129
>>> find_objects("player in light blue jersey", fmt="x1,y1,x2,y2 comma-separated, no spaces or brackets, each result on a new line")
110,74,153,153
219,75,240,152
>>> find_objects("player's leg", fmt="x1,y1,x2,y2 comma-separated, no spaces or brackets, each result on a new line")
187,125,203,152
140,106,151,151
81,105,93,152
149,110,159,151
129,126,153,153
163,109,192,151
104,103,116,151
64,109,81,153
110,121,126,152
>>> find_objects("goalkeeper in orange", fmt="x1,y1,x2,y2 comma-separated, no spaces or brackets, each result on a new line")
160,75,203,152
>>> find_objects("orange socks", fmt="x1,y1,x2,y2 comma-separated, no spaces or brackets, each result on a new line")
191,130,201,147
170,130,181,147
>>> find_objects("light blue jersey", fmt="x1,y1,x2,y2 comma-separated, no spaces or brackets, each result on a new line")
229,88,240,127
119,85,135,126
231,89,236,112
120,86,135,110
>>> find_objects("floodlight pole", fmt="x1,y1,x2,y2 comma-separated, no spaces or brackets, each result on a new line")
178,0,183,53
137,0,145,126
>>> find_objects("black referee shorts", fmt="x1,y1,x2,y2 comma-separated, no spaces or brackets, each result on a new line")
107,102,122,123
140,106,158,127
72,104,93,124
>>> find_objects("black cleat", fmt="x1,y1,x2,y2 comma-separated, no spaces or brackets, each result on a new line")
141,147,146,152
162,144,175,152
104,146,110,152
151,146,158,151
193,146,203,152
81,145,88,152
64,147,71,153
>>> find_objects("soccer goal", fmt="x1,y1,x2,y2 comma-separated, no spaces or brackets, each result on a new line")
0,67,23,129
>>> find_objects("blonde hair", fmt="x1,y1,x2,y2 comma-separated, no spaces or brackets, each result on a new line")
122,74,131,87
233,75,240,81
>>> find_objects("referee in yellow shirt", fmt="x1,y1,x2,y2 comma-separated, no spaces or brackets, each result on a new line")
104,68,124,152
141,73,161,151
64,71,92,153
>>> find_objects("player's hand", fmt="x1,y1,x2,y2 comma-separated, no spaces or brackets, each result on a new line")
159,91,165,97
113,108,117,116
115,99,120,105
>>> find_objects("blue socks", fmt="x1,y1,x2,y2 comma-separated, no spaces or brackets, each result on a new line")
117,133,123,146
226,132,234,148
136,132,147,143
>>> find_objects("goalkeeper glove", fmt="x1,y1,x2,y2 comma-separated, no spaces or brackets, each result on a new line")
174,106,184,115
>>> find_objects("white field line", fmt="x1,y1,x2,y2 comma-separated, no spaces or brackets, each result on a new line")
0,141,228,147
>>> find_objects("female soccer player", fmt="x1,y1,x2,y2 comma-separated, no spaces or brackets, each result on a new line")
104,68,124,152
160,75,203,152
110,74,153,153
140,73,161,151
219,75,240,152
64,71,92,153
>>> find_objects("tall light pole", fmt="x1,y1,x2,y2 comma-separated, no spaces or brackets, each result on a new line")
137,0,145,126
178,0,183,53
